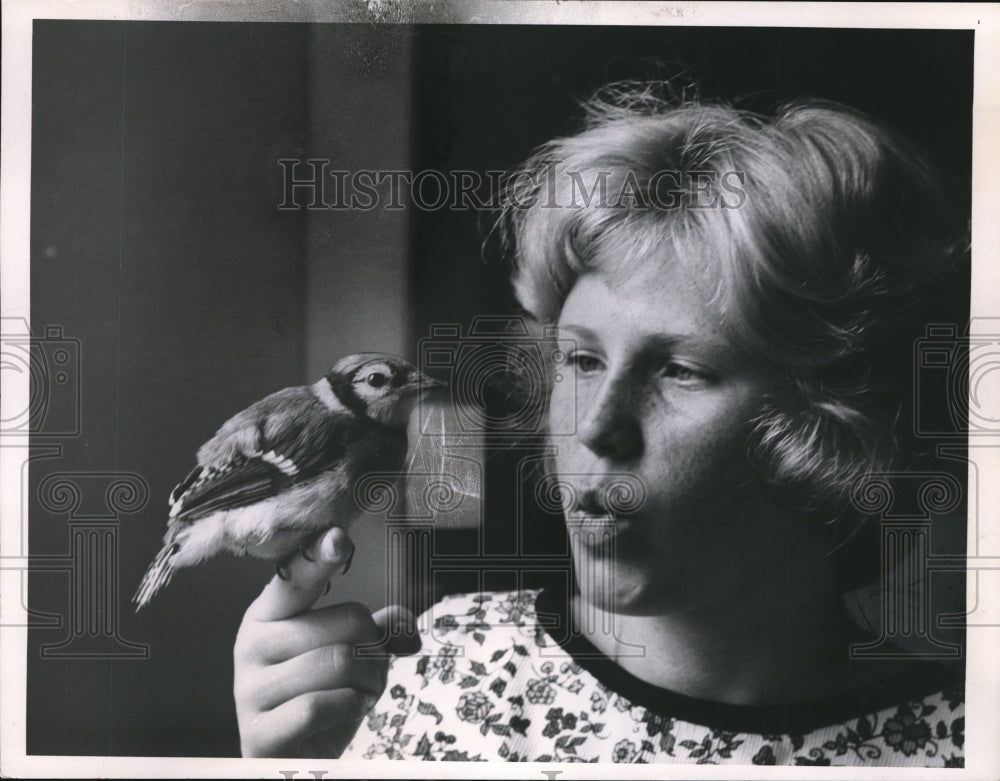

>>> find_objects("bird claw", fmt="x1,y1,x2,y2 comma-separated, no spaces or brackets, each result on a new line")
300,543,315,563
341,549,355,575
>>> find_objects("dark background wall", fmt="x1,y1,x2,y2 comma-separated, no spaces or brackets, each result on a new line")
28,22,312,756
27,21,972,757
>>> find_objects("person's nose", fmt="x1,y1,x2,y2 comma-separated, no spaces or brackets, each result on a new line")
577,372,643,462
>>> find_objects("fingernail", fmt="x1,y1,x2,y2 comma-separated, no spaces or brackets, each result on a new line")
319,529,339,562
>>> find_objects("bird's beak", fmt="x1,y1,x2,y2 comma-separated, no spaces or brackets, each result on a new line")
413,372,446,391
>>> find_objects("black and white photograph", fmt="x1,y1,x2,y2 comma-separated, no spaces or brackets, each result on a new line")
1,1,998,777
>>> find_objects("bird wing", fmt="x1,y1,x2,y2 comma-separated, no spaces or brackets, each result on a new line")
171,387,368,522
169,457,290,522
195,386,317,469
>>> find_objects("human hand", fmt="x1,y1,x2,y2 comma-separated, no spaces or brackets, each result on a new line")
234,526,419,757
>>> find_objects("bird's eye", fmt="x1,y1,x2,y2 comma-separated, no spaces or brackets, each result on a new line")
366,372,389,388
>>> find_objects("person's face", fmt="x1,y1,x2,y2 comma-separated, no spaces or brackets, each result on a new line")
549,261,790,616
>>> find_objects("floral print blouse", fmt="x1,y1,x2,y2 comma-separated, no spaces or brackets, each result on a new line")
343,590,965,766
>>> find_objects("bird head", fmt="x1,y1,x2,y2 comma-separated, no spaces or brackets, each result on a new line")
324,353,445,426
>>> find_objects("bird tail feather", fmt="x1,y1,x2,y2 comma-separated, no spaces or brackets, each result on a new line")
133,527,183,611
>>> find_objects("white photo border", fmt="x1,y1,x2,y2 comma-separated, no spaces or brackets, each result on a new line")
2,1,998,779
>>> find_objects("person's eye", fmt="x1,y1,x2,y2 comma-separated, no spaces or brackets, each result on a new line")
661,362,710,385
566,352,604,375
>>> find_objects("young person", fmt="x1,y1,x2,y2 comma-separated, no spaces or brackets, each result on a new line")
233,84,968,766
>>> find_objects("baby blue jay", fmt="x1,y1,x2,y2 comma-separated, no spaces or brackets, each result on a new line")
134,353,443,610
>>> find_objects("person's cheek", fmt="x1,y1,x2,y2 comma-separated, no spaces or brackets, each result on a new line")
547,382,574,444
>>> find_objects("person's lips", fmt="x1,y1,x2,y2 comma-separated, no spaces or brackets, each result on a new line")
577,489,611,514
564,477,645,514
564,488,636,531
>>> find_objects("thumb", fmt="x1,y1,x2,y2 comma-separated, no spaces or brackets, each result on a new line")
371,604,421,656
247,527,354,621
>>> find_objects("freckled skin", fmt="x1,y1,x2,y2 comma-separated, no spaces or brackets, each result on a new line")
550,268,792,617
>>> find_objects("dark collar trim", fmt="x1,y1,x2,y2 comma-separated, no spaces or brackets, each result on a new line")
533,587,962,735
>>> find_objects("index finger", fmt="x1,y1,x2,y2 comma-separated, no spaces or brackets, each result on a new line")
246,526,354,621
